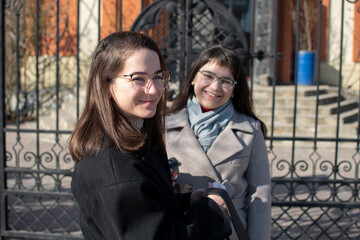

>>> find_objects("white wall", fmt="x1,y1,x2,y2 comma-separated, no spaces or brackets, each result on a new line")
326,0,359,92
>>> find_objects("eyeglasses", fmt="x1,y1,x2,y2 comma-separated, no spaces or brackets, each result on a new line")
198,70,236,90
119,71,171,90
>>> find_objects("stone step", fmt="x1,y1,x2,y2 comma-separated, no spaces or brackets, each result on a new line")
252,84,334,98
258,114,339,126
258,111,356,126
255,99,358,122
323,99,358,115
342,108,359,124
267,122,357,138
253,92,346,108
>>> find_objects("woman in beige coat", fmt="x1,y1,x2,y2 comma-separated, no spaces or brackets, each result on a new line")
166,45,271,240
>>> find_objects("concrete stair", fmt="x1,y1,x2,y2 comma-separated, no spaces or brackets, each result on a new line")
252,84,359,141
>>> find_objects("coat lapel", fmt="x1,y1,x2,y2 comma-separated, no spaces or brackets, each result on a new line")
166,110,255,181
207,113,254,166
166,109,222,182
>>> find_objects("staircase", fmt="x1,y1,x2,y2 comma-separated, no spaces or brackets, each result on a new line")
252,84,359,146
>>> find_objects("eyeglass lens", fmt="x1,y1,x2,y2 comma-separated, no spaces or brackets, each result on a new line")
199,71,235,89
130,72,170,90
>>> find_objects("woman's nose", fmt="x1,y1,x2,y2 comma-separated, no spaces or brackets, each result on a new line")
209,78,222,89
145,79,158,95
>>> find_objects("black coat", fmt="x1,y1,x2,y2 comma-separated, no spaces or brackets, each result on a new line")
71,144,231,240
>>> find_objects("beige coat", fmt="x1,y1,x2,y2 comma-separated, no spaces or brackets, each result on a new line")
166,108,271,240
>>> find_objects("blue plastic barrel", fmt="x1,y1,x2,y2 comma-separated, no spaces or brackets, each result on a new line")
297,51,315,85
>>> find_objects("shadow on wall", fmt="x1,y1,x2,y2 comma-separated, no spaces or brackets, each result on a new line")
320,62,339,86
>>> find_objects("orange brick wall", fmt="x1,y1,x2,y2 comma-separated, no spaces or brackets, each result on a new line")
101,0,155,39
276,0,294,84
321,0,329,61
101,0,120,39
276,0,329,83
30,0,157,55
27,0,78,56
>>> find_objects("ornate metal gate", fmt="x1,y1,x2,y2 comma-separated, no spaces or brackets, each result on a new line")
130,0,360,239
131,0,250,101
0,0,359,239
0,0,81,239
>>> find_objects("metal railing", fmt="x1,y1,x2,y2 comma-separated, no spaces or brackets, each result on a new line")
0,0,359,239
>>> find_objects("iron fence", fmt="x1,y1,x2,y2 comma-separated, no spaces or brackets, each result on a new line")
0,0,359,239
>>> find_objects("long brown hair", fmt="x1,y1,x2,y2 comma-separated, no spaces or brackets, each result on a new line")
69,31,168,161
168,45,267,138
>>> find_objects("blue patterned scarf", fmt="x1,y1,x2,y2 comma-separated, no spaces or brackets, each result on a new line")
187,95,234,152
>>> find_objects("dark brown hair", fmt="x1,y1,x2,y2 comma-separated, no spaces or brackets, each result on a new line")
69,31,168,161
168,45,267,138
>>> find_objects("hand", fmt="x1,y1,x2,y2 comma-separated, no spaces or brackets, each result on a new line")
190,189,205,205
206,194,229,217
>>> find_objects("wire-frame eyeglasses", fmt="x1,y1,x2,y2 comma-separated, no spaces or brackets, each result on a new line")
198,70,236,90
119,71,171,91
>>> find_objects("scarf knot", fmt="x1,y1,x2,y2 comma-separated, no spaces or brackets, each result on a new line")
187,95,234,152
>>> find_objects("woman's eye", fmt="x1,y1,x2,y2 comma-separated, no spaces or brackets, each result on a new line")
222,79,232,85
203,73,213,79
132,75,146,82
153,75,163,81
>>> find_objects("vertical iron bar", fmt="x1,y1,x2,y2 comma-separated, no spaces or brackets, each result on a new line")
334,0,346,189
311,1,323,178
356,1,360,203
119,0,122,31
56,0,60,133
175,0,186,87
98,0,101,41
269,0,279,150
249,0,255,93
55,0,60,187
0,0,6,238
289,0,302,201
184,0,190,79
15,3,20,169
15,8,20,144
76,0,80,118
35,0,41,191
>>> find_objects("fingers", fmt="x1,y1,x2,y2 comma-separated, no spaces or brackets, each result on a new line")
190,189,205,205
207,194,229,217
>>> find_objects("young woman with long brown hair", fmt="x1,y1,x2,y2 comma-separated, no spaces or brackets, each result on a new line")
69,31,231,240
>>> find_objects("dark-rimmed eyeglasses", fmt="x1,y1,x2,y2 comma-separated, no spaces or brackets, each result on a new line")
198,70,236,90
119,71,171,91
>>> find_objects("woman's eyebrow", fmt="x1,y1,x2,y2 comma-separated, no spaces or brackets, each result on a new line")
201,70,234,80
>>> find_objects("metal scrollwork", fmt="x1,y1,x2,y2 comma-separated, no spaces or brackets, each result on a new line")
318,159,333,177
40,151,53,164
5,0,24,13
293,159,309,178
346,0,360,13
131,0,248,95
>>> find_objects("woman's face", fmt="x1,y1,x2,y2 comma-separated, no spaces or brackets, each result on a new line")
193,61,234,110
110,48,163,121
